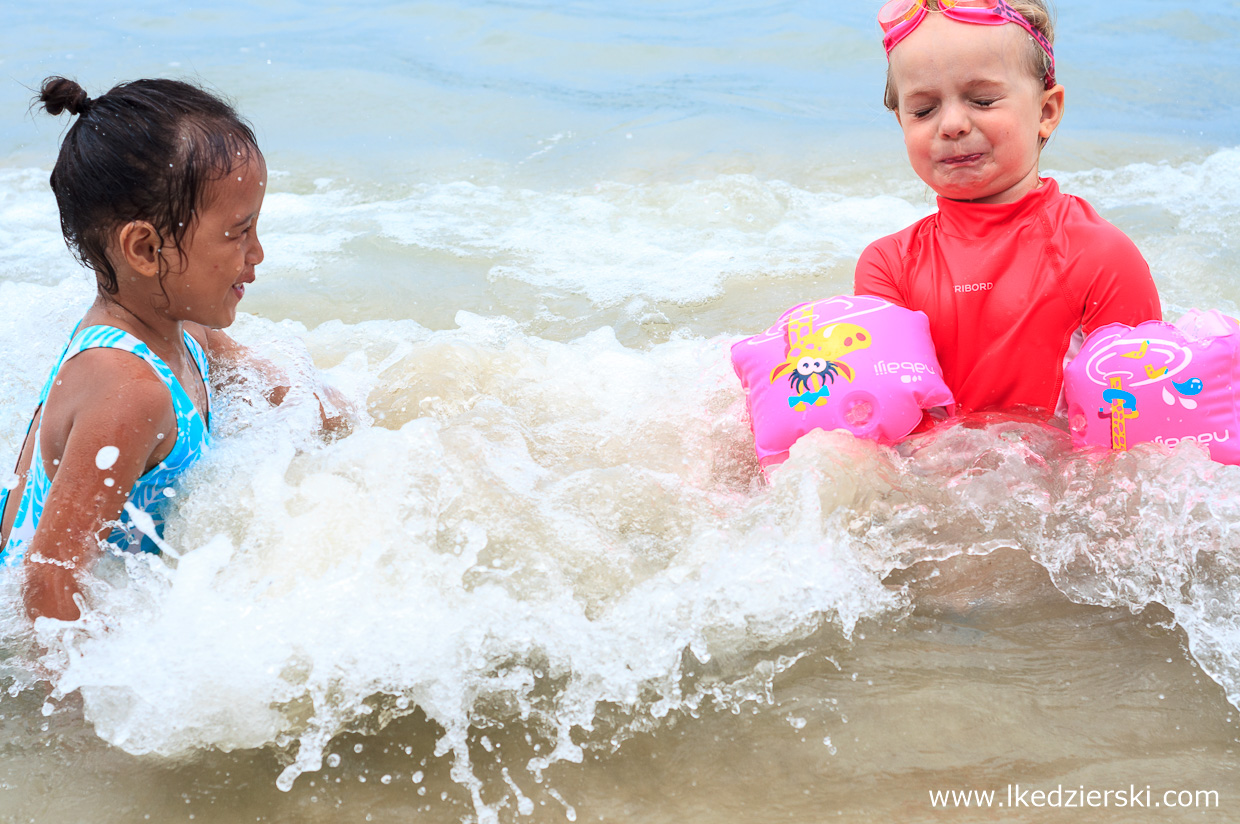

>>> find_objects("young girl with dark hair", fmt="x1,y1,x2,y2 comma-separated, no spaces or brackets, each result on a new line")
0,77,335,622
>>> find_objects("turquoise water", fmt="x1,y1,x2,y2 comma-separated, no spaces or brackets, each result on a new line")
1,3,1239,822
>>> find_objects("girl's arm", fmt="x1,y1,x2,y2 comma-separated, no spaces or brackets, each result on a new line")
22,356,175,622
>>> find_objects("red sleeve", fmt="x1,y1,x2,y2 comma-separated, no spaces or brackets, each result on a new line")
1072,225,1162,334
854,237,907,307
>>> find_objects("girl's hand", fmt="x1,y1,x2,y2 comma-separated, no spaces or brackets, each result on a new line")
195,325,355,438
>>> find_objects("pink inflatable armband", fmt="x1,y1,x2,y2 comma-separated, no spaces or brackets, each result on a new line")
1064,310,1240,464
731,295,955,468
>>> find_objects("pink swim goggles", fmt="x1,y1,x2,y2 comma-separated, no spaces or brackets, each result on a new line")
879,0,1056,89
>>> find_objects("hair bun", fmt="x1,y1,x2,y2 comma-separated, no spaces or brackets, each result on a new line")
39,76,92,116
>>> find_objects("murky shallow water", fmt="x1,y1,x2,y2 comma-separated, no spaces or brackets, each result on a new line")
3,552,1237,823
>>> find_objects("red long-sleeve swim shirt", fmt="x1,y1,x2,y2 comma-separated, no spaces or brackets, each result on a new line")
854,178,1162,415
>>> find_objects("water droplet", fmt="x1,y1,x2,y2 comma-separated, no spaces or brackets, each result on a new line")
411,771,423,784
103,478,115,487
95,445,120,470
326,753,341,768
354,744,364,753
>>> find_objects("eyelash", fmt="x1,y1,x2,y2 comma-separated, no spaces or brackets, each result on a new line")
911,98,998,118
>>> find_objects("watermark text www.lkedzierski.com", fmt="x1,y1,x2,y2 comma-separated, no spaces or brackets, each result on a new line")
929,785,1220,810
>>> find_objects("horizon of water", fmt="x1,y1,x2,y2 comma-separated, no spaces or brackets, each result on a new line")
1,2,1239,823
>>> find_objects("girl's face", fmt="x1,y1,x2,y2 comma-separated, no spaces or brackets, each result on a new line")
888,13,1063,204
164,152,267,328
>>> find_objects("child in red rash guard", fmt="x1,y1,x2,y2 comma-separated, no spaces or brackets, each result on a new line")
853,0,1161,416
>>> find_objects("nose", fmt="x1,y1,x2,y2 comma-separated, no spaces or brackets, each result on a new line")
938,99,972,139
248,229,265,266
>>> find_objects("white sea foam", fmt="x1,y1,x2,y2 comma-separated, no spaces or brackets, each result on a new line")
5,308,902,823
257,175,927,305
0,280,95,458
1049,147,1240,314
1051,147,1240,225
0,168,75,287
4,149,1238,316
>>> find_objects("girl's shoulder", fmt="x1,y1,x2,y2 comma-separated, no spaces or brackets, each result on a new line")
1048,189,1146,263
49,343,179,428
34,340,180,478
862,211,939,254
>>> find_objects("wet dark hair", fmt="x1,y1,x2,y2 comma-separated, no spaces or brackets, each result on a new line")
36,76,261,295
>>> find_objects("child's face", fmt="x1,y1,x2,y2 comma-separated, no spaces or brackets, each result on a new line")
888,13,1063,204
166,152,267,328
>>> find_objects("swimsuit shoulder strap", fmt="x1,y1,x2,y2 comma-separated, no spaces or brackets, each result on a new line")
57,325,210,426
183,329,210,385
66,324,177,384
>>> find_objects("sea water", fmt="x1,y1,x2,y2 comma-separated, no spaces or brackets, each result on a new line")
1,2,1239,822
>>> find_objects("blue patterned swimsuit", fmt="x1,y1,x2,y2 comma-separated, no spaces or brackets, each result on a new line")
0,325,211,564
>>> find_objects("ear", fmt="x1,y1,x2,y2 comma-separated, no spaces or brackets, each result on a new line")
1038,84,1065,141
116,221,163,278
